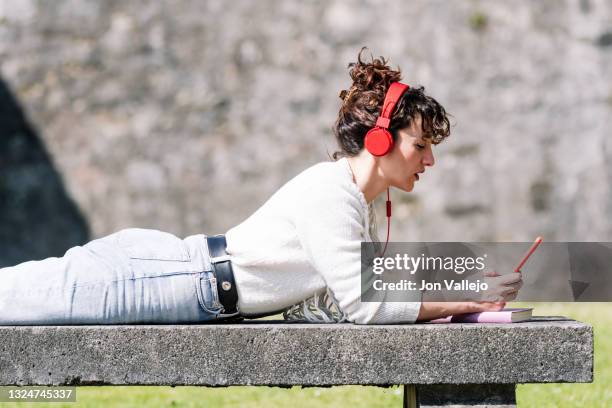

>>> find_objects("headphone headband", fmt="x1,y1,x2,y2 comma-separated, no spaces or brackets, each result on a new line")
375,82,410,129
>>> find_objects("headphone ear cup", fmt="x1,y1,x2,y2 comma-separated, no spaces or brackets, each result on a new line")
365,128,394,156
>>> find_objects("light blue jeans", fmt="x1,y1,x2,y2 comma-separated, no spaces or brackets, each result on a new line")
0,228,236,325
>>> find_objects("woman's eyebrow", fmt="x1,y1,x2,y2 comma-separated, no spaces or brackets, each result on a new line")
421,132,435,141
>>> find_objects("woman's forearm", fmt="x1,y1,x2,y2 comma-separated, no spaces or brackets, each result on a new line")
416,301,505,322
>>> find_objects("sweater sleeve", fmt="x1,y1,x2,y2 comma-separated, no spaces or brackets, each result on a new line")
294,180,422,324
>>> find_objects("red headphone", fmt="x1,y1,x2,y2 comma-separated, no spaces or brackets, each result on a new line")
364,82,410,157
364,82,410,256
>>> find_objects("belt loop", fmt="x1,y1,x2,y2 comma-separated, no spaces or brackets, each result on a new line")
211,254,231,264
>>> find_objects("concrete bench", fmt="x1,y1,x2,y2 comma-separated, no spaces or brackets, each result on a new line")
0,317,593,407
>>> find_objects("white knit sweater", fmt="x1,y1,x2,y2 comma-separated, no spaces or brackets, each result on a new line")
225,158,422,324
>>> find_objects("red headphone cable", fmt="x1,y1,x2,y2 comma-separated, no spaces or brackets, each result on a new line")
380,187,391,257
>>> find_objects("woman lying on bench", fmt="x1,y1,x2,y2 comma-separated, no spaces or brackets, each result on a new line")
0,49,521,325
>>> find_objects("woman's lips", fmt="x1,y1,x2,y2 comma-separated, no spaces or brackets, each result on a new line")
414,173,420,181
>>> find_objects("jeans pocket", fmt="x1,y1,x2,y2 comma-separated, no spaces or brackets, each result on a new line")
195,271,223,315
116,228,190,262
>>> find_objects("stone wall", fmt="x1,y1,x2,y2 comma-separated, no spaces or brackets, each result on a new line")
1,0,611,265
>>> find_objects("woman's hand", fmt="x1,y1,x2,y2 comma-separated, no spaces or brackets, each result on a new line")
482,271,523,302
470,300,506,312
416,300,505,321
416,271,522,321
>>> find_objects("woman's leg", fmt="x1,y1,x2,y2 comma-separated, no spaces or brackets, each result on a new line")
0,229,224,325
0,252,84,324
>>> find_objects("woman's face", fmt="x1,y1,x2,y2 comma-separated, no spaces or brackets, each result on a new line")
379,115,435,192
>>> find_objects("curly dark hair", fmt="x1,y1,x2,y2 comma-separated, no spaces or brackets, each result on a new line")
332,48,451,160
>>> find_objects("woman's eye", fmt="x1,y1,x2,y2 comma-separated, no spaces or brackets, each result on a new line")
416,144,426,150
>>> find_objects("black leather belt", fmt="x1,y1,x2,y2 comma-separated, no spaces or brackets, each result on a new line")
206,235,239,315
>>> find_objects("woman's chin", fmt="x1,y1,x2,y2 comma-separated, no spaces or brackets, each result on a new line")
397,181,415,192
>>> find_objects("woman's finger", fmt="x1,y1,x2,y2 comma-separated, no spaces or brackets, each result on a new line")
503,291,518,301
501,286,519,296
497,272,522,285
503,280,523,292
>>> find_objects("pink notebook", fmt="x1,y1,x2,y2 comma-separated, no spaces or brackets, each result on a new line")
427,308,533,324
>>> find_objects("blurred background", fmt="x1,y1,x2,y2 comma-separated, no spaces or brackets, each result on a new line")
0,0,610,407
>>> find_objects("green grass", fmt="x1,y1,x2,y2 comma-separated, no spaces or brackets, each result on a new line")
1,304,609,407
515,303,612,408
0,386,405,408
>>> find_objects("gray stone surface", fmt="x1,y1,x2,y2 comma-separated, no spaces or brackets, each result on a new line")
0,317,593,386
1,1,612,266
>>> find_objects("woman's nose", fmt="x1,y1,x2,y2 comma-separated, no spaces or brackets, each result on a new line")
423,146,435,167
